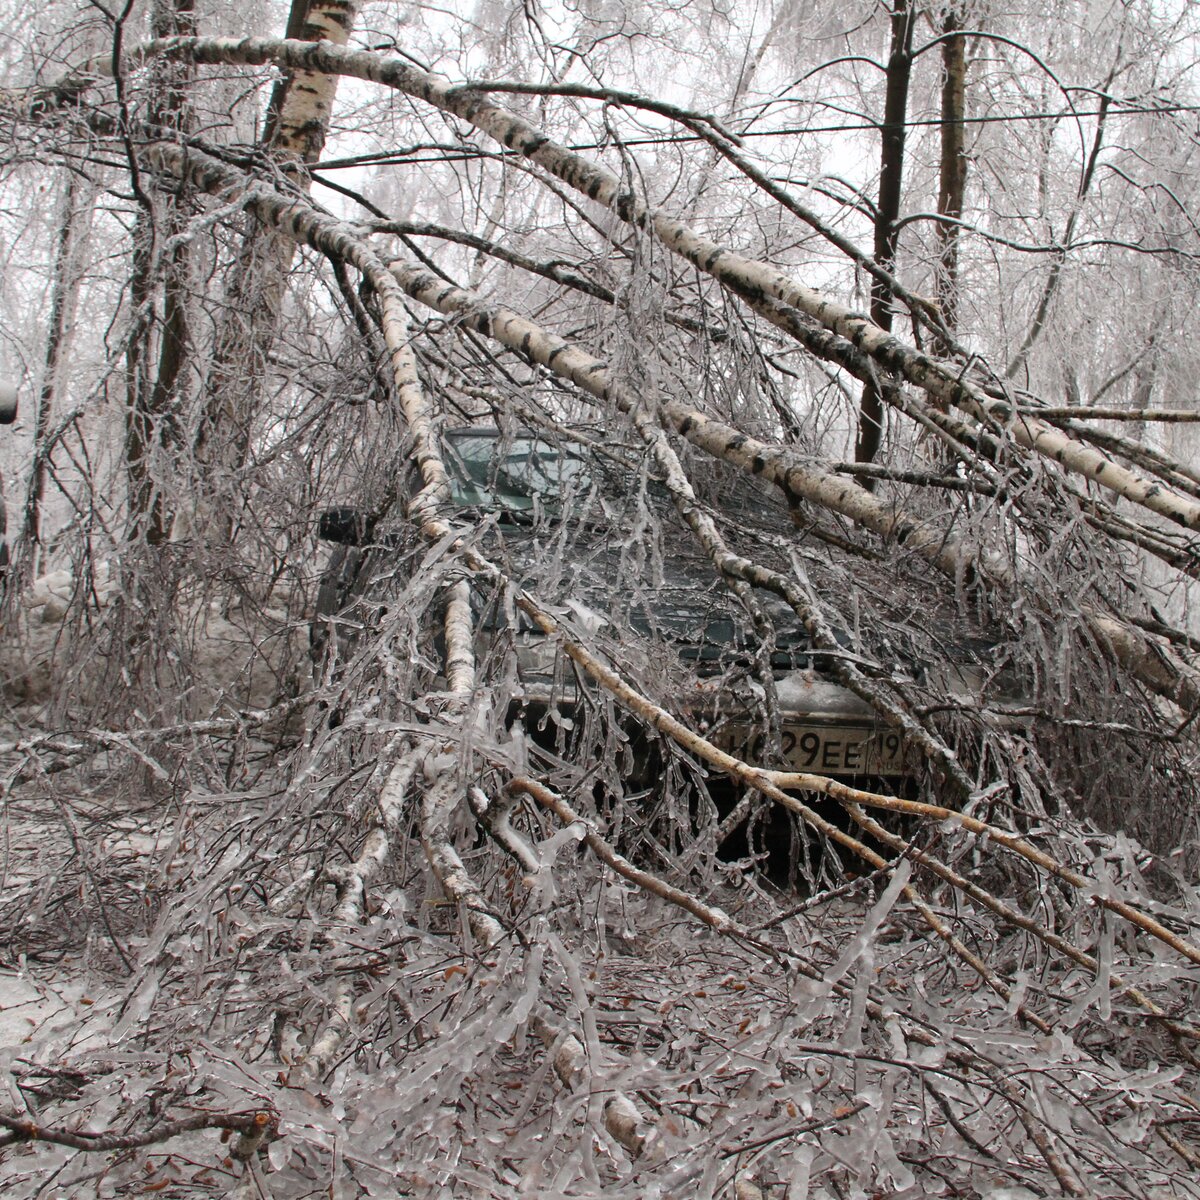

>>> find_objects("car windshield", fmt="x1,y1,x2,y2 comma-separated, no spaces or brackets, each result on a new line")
446,430,594,516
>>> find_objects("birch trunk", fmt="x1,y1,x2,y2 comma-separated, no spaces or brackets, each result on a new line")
22,174,92,570
128,47,1200,723
135,37,1200,533
196,3,357,509
934,9,967,354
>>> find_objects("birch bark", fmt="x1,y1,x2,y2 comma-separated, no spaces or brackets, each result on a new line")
196,3,357,511
125,0,196,545
135,37,1200,533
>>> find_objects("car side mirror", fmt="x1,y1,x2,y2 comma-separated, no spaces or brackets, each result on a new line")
0,382,17,425
318,506,373,546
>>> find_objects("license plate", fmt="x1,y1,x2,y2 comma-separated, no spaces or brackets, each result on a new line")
726,723,909,776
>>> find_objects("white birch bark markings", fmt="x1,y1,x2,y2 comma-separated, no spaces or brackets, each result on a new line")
141,129,1200,729
125,35,1200,535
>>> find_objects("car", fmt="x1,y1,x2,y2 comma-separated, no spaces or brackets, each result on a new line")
313,426,1017,795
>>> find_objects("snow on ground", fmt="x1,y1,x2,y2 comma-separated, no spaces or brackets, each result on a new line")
0,973,86,1053
0,562,306,716
0,562,302,1112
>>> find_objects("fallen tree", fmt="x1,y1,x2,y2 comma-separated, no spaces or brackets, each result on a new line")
1,13,1199,1199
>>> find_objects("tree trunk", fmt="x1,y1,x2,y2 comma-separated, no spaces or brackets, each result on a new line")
21,174,92,570
934,8,967,354
196,0,358,505
854,0,915,476
125,0,196,545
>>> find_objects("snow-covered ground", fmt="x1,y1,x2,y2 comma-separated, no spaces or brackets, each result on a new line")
0,973,84,1052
